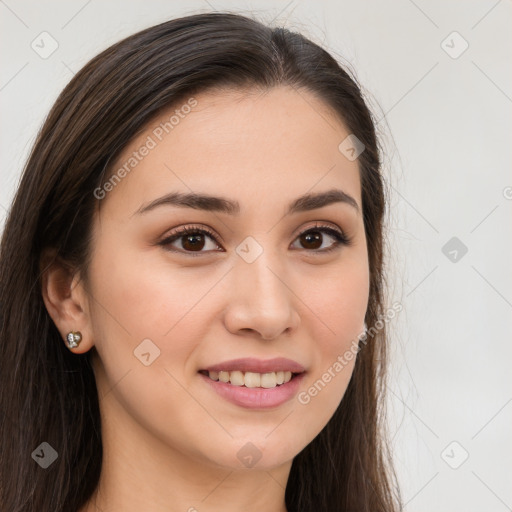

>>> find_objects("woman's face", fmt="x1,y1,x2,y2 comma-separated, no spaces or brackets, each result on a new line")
84,85,369,471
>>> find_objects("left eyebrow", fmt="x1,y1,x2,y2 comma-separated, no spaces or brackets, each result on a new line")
134,188,360,217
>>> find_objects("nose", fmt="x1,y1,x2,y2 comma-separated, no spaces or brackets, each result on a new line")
223,251,300,340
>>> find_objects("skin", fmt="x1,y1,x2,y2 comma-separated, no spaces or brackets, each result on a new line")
42,85,369,512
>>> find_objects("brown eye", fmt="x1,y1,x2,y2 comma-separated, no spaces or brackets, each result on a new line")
291,225,350,253
159,226,222,255
181,232,206,251
300,231,323,250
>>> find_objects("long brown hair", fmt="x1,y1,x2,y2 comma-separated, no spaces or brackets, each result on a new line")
0,12,402,511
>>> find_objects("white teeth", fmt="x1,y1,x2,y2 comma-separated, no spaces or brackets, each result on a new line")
244,372,261,388
218,371,230,383
205,370,295,388
260,372,276,388
229,371,244,386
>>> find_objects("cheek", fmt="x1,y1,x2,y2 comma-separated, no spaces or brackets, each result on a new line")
86,247,220,451
297,257,368,425
306,253,369,340
89,240,215,346
86,244,224,423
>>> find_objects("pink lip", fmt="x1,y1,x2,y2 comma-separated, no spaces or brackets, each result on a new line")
201,357,305,374
199,371,306,409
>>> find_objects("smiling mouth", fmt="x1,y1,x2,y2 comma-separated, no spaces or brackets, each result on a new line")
198,369,301,388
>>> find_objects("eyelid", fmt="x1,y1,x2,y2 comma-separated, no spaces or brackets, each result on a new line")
292,220,346,240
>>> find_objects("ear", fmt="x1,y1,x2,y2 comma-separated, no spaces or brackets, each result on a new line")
40,248,94,354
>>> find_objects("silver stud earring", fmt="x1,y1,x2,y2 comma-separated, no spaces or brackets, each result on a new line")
66,331,82,348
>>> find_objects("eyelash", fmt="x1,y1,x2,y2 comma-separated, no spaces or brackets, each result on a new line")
158,222,352,257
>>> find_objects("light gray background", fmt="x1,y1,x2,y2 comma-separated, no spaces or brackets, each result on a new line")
1,1,511,510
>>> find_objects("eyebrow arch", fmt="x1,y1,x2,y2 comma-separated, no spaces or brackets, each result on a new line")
134,188,360,217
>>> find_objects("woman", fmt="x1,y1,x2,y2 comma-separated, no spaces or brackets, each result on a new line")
0,11,402,512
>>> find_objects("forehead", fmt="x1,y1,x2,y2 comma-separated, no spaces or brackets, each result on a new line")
100,85,362,217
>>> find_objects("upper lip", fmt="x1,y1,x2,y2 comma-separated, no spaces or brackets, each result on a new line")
201,357,306,374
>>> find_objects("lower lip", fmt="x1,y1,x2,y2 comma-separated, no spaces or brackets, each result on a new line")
199,372,305,409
